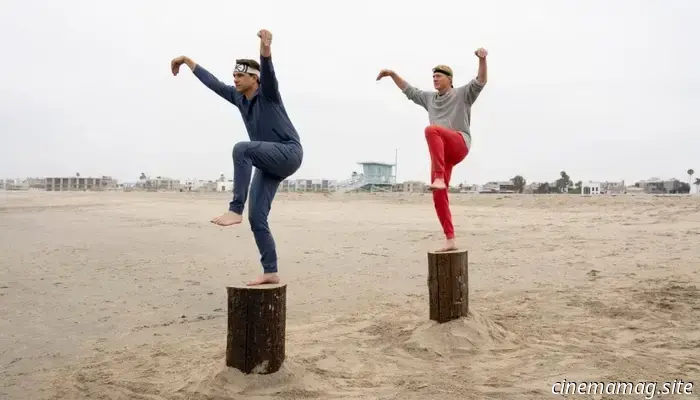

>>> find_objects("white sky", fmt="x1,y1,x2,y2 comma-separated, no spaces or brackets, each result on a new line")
1,0,698,185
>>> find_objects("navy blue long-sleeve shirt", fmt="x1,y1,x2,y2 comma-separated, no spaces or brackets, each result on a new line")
192,55,301,146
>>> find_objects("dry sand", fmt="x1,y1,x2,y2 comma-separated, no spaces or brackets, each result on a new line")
1,190,699,400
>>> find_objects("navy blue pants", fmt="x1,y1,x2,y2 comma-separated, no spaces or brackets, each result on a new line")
229,140,303,274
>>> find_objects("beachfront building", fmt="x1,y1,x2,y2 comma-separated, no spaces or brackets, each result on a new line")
135,176,181,191
632,177,686,194
458,183,481,193
480,181,516,194
600,180,625,194
0,178,29,191
45,176,107,191
183,179,209,192
398,180,428,193
582,181,601,195
216,180,233,192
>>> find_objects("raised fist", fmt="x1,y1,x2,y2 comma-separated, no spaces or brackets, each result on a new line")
376,69,394,81
171,55,187,76
257,29,273,46
474,48,488,59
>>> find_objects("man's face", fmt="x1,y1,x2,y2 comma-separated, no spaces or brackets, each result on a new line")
433,72,451,90
233,72,257,92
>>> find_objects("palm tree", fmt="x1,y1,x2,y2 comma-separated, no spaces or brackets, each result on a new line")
695,177,700,194
689,169,695,190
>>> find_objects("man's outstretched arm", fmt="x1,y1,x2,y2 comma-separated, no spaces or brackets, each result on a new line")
377,69,431,109
171,55,240,107
257,29,281,102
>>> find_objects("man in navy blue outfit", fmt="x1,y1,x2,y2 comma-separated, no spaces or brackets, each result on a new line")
171,29,303,286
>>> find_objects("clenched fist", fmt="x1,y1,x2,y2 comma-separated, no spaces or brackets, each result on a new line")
376,69,394,81
171,55,187,76
474,48,488,59
257,29,273,46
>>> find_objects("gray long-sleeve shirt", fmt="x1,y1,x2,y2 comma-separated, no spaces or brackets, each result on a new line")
402,78,485,148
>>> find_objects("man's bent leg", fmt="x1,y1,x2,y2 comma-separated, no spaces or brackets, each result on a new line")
247,169,283,286
212,141,301,227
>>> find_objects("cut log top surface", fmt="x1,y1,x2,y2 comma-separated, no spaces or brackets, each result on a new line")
226,283,287,290
427,249,467,255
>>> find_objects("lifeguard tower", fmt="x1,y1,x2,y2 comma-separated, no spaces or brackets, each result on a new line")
334,161,397,193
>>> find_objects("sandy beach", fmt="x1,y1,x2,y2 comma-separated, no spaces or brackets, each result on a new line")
1,190,699,399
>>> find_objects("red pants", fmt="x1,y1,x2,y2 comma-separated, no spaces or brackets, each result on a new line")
424,125,469,239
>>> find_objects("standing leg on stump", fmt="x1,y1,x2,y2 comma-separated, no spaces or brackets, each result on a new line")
247,169,283,286
432,164,457,251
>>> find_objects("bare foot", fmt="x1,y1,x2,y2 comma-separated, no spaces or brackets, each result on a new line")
247,273,280,286
429,178,447,190
435,238,457,252
210,211,242,226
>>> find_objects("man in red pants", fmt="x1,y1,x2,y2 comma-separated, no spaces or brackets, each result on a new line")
376,48,488,251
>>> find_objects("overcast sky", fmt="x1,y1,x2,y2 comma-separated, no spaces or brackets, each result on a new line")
1,0,698,185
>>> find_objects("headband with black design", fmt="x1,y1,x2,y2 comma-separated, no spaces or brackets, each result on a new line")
234,63,260,77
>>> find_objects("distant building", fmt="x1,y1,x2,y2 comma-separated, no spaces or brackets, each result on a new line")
480,181,515,193
459,183,481,193
135,176,181,191
582,181,601,195
635,178,684,194
184,179,209,192
45,176,105,191
216,180,233,192
279,178,338,192
399,180,428,193
24,177,46,189
280,179,303,192
1,178,28,191
600,180,625,194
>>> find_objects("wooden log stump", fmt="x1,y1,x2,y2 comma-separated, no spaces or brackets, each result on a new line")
427,249,468,323
226,283,286,374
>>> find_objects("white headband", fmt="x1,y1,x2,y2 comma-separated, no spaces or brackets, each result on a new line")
234,63,260,77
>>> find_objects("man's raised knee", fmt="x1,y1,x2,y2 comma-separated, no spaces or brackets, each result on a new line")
232,141,248,158
424,125,439,138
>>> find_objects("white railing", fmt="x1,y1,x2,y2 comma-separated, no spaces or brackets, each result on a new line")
333,177,367,193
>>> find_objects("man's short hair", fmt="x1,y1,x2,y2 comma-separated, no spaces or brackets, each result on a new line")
236,58,260,71
432,64,453,77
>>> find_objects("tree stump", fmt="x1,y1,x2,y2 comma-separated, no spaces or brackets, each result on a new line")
427,249,469,323
226,283,286,374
